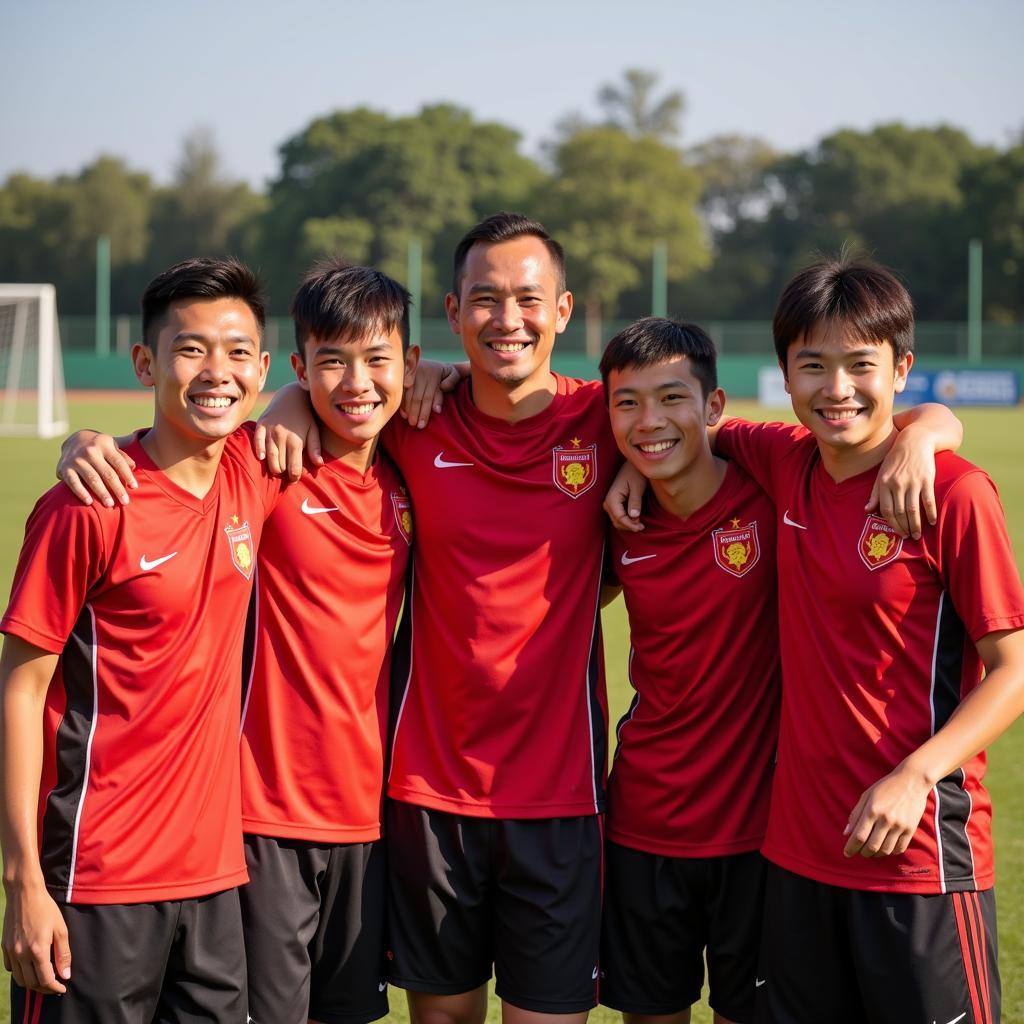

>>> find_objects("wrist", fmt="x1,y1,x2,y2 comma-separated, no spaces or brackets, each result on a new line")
899,750,941,791
3,863,47,894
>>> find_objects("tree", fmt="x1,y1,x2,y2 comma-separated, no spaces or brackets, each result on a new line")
257,105,544,311
597,69,685,142
687,134,780,236
537,126,708,347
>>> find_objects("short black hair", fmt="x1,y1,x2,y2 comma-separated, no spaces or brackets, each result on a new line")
773,254,914,370
291,259,411,357
600,316,718,400
142,257,265,346
451,212,566,297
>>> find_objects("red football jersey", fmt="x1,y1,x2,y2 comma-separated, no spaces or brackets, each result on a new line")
606,465,780,857
1,432,277,904
383,374,618,818
239,450,411,842
718,419,1024,893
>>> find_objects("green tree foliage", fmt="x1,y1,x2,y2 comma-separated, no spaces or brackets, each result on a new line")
597,68,685,142
256,104,544,313
537,125,707,335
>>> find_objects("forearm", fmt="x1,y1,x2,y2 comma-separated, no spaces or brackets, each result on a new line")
1,682,48,889
893,403,962,453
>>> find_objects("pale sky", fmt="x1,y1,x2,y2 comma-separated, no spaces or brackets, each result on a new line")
2,0,1021,187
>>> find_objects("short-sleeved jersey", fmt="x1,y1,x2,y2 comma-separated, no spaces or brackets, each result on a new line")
606,464,780,857
717,419,1024,893
239,450,411,842
0,430,278,904
383,374,619,818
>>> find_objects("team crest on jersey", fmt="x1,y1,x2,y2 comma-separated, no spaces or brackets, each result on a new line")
552,437,597,499
858,515,903,571
711,519,761,578
391,490,413,545
224,516,254,580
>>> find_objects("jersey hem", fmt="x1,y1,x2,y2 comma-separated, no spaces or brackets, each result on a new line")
52,866,249,904
387,788,603,818
606,827,765,858
763,848,994,894
241,818,381,843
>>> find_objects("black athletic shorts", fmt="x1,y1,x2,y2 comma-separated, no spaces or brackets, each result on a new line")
240,833,389,1024
600,842,765,1022
755,863,1000,1024
10,888,246,1024
385,800,603,1014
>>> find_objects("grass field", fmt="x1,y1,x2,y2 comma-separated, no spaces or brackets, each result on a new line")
0,394,1022,1023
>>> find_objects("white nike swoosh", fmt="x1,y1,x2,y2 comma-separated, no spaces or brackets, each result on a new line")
434,452,474,469
755,978,766,988
301,498,340,515
782,510,808,530
942,1014,967,1024
621,552,657,565
139,552,178,571
378,982,387,992
591,967,599,980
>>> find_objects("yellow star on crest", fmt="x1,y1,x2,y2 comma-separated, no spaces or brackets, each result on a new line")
730,517,741,528
231,515,240,526
570,436,582,448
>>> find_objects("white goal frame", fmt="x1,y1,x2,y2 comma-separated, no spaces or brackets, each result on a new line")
0,284,69,438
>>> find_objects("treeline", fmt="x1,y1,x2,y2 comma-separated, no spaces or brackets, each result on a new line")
1,71,1020,323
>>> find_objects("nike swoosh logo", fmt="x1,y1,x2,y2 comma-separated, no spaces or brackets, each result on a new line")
755,978,766,988
378,982,387,992
591,967,599,980
940,1014,967,1024
434,452,474,469
621,552,657,565
139,552,178,571
301,498,340,515
783,510,808,530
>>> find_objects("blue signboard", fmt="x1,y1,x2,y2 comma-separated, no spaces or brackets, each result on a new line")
895,370,1019,407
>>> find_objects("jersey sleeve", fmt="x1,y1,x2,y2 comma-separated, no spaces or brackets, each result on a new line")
715,419,808,501
223,423,287,515
935,470,1024,643
0,489,110,653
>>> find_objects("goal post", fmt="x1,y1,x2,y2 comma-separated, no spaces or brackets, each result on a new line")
0,284,69,438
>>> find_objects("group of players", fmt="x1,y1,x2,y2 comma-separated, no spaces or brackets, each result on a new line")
1,210,1022,1024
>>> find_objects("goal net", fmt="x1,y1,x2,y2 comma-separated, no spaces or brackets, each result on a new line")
0,284,69,438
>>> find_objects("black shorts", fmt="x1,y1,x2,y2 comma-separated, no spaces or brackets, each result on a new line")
600,842,766,1022
385,800,603,1014
240,833,389,1024
755,863,1000,1024
10,888,245,1024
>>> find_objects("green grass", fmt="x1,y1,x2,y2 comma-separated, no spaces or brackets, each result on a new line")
0,396,1022,1024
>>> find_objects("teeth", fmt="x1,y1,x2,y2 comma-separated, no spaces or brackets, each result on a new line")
491,342,527,353
638,440,676,453
339,403,376,415
193,396,232,408
820,409,859,421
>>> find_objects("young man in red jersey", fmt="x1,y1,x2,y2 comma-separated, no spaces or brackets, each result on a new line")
0,258,273,1022
53,260,424,1024
236,261,418,1024
598,318,779,1024
688,257,1023,1023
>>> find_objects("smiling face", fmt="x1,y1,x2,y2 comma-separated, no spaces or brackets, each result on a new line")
293,327,418,471
784,321,912,467
445,236,572,398
133,296,268,452
607,355,724,486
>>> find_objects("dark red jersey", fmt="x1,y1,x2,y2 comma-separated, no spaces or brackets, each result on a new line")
383,374,618,818
1,431,276,904
239,450,411,842
606,465,780,857
718,419,1024,893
